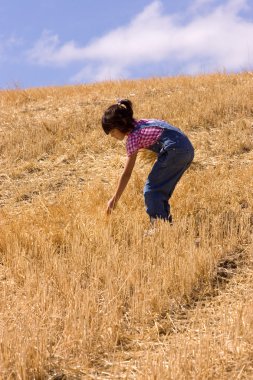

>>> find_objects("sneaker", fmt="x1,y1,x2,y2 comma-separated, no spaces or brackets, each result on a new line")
144,226,158,237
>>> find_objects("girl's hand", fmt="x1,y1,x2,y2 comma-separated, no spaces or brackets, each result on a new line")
107,197,116,214
106,152,137,215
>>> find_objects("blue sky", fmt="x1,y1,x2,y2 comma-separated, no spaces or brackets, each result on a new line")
1,0,253,89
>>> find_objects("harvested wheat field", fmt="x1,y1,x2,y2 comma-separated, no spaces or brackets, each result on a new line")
0,72,253,379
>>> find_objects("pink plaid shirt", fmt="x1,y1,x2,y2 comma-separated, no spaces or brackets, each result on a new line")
126,119,163,156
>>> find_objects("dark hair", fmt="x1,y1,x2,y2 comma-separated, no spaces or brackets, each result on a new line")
102,99,135,135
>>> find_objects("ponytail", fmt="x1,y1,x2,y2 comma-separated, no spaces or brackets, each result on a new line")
117,99,133,118
102,99,135,135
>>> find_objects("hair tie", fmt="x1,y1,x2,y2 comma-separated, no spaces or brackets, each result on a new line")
117,99,126,108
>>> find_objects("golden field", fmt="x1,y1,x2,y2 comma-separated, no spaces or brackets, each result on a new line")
0,73,253,379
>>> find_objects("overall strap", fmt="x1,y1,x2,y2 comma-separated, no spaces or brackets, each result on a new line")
137,119,175,130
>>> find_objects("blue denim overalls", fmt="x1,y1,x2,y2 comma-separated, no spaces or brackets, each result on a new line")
138,119,194,221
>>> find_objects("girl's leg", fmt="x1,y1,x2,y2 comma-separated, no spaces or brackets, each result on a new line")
144,147,194,221
144,191,170,220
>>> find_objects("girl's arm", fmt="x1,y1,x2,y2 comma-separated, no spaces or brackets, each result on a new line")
107,151,138,214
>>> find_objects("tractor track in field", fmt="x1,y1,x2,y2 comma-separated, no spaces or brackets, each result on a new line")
86,242,253,380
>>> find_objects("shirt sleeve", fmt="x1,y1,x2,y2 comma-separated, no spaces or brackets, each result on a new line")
126,132,140,156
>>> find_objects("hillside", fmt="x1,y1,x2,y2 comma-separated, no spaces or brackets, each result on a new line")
0,73,253,379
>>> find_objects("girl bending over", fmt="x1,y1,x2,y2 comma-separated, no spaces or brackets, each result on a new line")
102,99,194,223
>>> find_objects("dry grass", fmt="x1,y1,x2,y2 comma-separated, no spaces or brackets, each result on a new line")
0,72,252,379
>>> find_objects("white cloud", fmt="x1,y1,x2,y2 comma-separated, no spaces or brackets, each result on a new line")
27,30,84,66
70,64,130,82
27,0,253,82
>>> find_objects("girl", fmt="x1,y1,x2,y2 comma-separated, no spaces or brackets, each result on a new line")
102,99,194,223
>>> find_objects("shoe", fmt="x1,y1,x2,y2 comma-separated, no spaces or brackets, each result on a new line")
144,226,157,237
